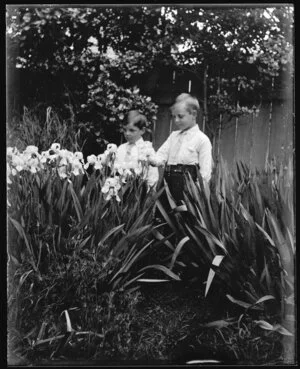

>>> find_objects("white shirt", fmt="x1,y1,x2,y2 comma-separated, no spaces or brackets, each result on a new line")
114,137,159,188
152,125,213,182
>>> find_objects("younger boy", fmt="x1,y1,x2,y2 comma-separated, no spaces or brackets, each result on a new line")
149,94,213,203
114,110,159,188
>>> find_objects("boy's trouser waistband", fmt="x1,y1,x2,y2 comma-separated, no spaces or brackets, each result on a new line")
164,164,199,174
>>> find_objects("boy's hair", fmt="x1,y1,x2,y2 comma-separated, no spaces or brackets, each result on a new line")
175,93,192,102
173,93,200,115
126,110,147,130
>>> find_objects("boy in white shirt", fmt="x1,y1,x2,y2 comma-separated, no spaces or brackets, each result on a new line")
114,110,159,189
149,94,213,203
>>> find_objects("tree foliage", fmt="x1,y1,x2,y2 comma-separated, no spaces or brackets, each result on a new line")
6,5,293,144
6,6,165,146
163,6,293,129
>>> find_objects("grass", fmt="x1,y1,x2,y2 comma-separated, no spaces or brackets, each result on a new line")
7,105,82,153
7,279,287,366
126,281,284,365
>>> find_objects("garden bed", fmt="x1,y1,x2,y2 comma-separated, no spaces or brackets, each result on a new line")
9,281,284,366
7,143,294,366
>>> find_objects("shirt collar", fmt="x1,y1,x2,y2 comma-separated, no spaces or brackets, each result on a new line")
178,124,199,135
127,137,144,146
135,137,144,146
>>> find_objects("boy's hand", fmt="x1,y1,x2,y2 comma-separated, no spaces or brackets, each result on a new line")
147,154,157,166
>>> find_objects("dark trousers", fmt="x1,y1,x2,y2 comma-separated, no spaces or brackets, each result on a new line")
156,165,198,216
164,164,198,203
164,172,188,203
153,165,199,262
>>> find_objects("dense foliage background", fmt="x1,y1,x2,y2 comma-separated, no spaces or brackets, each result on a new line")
7,6,293,151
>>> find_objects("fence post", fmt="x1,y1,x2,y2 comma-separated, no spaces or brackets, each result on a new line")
168,69,177,133
265,77,274,169
233,83,241,165
249,112,255,170
217,113,223,159
202,65,208,133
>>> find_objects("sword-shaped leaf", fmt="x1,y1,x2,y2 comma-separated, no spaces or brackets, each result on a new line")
137,279,170,283
156,199,178,234
139,264,181,281
255,222,276,247
205,255,224,297
226,294,262,310
169,236,190,270
163,179,177,210
203,317,237,328
195,225,228,254
266,209,293,270
69,182,83,221
152,229,175,251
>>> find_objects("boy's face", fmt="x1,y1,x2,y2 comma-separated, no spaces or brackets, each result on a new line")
171,102,196,131
123,122,144,144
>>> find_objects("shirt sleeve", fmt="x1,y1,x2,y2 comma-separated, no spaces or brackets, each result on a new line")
151,135,172,166
198,137,213,183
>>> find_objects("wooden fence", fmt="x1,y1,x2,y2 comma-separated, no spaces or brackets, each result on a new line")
7,64,294,173
149,68,294,171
